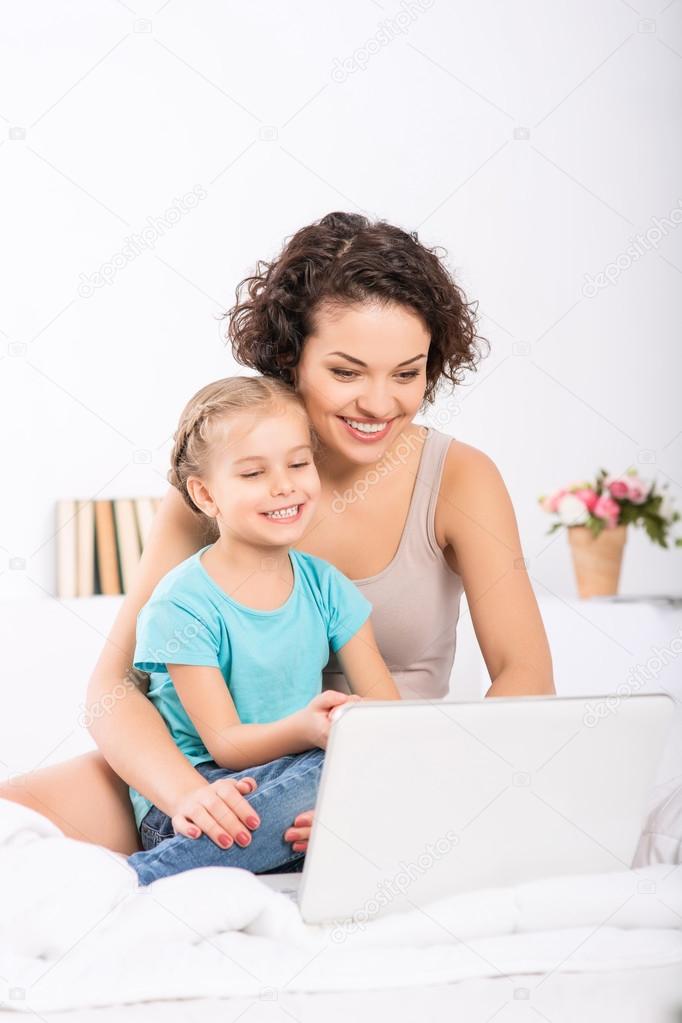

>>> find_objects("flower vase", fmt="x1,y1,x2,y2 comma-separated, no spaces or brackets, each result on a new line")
567,524,627,598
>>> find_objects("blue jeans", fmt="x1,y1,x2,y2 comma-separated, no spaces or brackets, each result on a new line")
126,748,325,886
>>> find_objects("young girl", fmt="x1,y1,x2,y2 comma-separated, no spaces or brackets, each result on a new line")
126,375,400,885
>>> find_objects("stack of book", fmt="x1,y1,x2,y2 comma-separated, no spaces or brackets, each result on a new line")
56,497,163,597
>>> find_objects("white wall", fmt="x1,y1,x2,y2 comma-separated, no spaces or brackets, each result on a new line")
2,0,681,607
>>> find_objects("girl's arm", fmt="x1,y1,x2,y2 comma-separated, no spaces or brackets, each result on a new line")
86,487,258,844
334,618,401,700
282,619,399,856
167,664,352,769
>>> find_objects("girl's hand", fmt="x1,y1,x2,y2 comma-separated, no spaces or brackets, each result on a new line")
285,695,361,851
284,809,314,853
171,775,260,849
296,691,361,749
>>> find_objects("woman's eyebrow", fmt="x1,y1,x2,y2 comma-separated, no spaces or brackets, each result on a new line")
326,351,427,368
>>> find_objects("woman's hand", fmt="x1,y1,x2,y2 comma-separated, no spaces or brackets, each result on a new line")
284,809,314,853
171,775,261,848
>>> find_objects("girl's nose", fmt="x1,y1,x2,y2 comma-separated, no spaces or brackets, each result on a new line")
271,473,295,496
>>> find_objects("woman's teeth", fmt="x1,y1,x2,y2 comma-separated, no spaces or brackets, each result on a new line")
342,417,389,434
264,505,299,520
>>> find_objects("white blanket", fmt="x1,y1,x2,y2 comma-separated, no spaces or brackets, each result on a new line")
0,797,680,1014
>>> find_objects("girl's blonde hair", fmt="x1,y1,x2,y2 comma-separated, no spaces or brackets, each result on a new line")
168,375,313,514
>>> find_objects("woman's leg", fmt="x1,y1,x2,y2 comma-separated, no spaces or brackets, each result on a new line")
127,748,325,885
0,751,141,856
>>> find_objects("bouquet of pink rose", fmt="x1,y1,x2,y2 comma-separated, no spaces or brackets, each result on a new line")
538,468,682,547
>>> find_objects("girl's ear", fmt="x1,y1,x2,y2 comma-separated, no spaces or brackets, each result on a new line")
186,476,216,519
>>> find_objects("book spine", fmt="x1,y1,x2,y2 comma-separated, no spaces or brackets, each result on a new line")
76,499,95,598
94,501,122,595
113,499,142,593
56,499,77,598
134,497,156,549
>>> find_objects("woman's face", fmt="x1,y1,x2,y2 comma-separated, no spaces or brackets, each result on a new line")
294,300,431,467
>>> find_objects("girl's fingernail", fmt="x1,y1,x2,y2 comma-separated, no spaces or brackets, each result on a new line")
218,833,232,848
246,815,260,829
188,827,199,838
236,831,251,846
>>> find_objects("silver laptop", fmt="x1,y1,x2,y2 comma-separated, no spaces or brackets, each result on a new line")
260,694,674,924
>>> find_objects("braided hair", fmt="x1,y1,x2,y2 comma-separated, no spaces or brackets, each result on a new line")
167,375,310,514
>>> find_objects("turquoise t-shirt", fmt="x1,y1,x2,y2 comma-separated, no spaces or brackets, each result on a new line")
128,543,372,830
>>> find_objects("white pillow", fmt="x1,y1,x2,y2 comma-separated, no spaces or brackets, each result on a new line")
632,779,682,867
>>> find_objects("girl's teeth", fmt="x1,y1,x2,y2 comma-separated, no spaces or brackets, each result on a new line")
343,418,388,434
265,505,299,519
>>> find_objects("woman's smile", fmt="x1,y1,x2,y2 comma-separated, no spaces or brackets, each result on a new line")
336,414,396,443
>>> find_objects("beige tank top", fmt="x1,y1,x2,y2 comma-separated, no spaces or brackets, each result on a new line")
322,426,464,700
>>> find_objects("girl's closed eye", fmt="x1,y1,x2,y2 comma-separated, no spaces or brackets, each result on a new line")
240,461,310,480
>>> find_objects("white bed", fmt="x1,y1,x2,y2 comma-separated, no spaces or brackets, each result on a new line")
0,781,680,1020
0,595,680,1018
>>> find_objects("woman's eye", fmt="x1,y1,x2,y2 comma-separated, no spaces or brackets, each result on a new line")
291,462,310,469
331,368,420,382
240,471,262,479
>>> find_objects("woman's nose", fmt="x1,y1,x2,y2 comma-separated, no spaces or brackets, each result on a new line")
355,384,395,419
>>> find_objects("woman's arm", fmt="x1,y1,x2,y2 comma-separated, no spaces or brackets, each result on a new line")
85,487,257,843
334,618,401,700
436,442,555,697
166,664,352,769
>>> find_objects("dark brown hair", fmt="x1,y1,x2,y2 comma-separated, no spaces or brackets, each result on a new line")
225,211,489,405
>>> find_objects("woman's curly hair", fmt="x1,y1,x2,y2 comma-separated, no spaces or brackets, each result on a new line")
225,211,489,405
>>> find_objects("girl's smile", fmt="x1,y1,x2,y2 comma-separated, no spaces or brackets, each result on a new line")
260,502,306,523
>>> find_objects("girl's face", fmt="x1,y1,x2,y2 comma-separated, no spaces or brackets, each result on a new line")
193,403,320,547
294,300,431,466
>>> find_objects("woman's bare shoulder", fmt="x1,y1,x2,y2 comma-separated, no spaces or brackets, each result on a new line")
434,438,512,553
440,436,501,486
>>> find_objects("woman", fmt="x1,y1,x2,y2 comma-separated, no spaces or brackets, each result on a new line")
0,211,554,860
